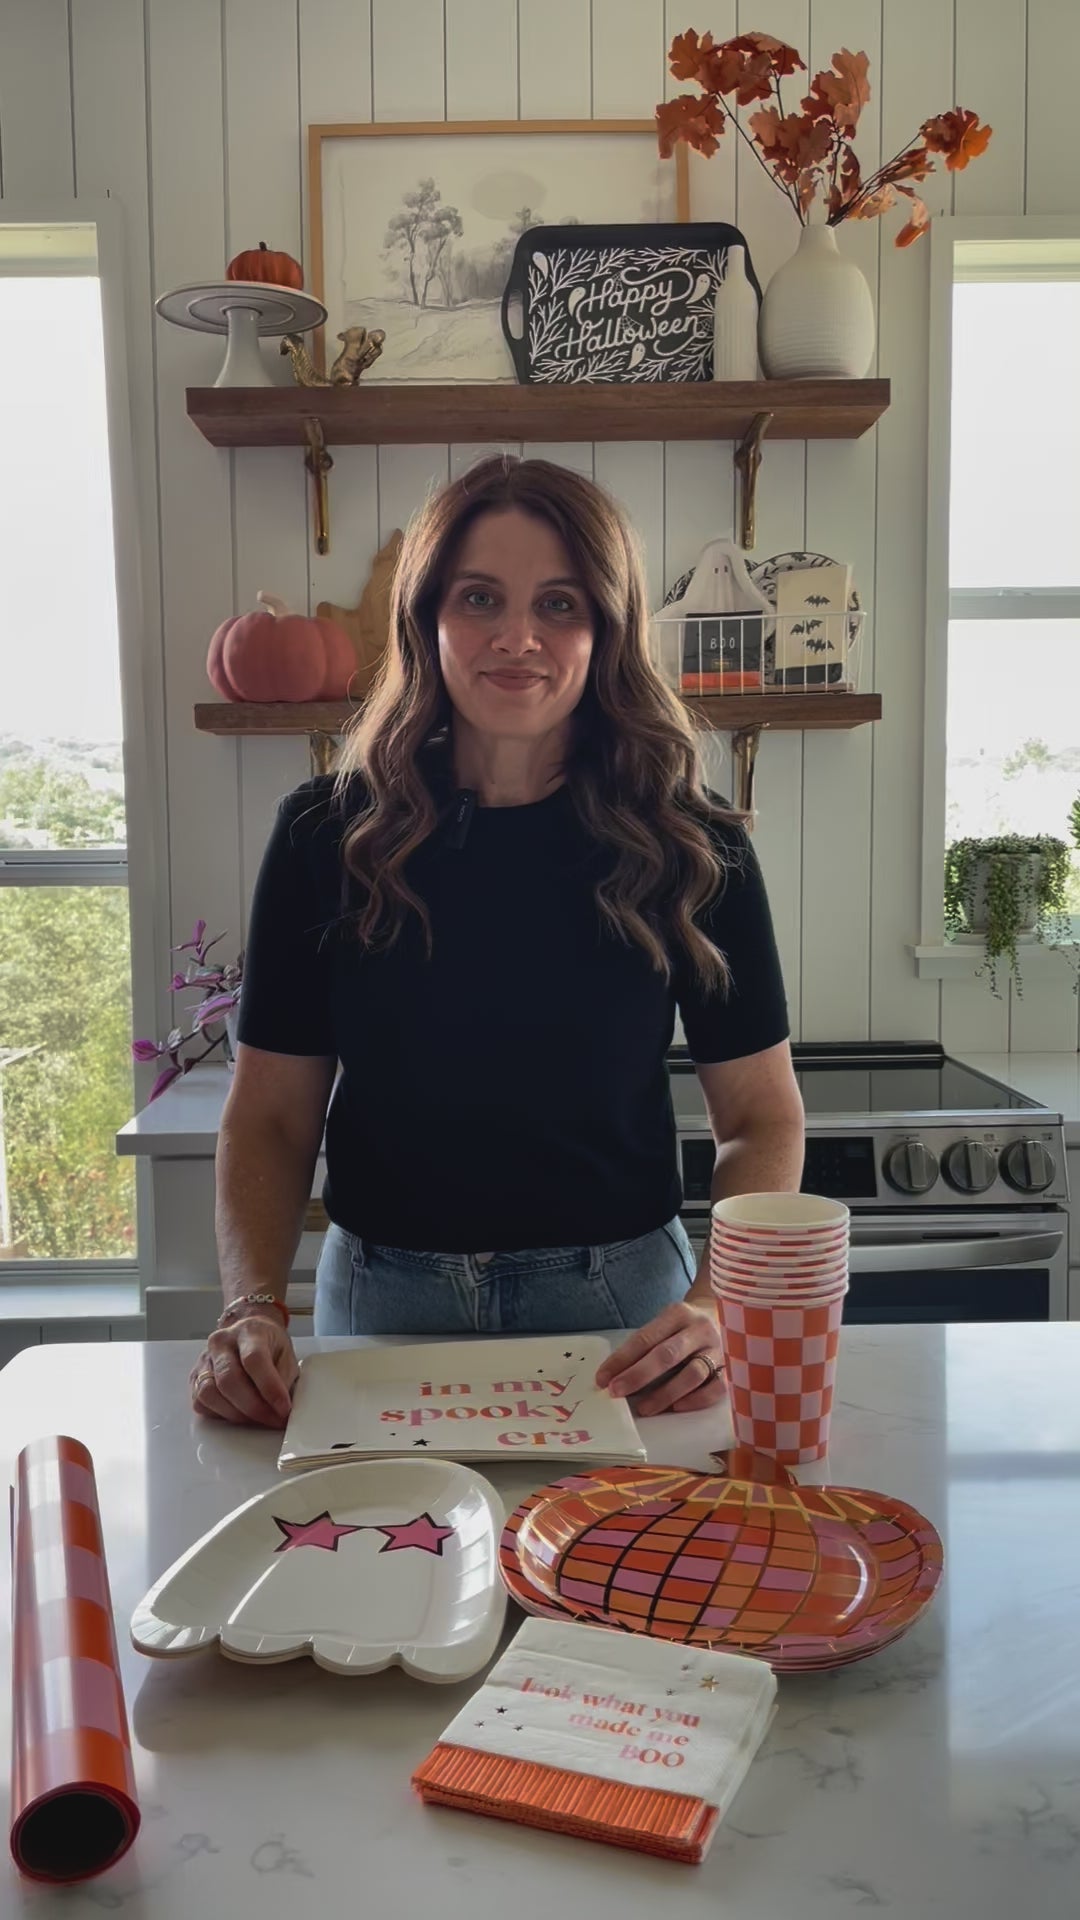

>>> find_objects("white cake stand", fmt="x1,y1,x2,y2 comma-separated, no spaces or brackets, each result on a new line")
154,281,328,387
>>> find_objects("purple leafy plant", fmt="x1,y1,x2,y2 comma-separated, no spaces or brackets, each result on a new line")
132,919,243,1101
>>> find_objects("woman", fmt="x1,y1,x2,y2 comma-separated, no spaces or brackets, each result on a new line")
192,455,804,1430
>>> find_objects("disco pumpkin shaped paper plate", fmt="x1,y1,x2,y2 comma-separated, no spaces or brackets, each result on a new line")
131,1457,506,1681
501,1466,942,1669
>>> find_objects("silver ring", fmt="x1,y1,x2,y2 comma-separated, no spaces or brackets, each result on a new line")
697,1352,721,1387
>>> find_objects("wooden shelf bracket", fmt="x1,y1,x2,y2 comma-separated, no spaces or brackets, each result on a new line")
733,410,773,551
303,416,333,555
308,728,339,776
302,396,771,562
731,723,766,817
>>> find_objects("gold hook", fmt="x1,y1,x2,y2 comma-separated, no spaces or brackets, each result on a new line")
733,411,773,552
731,724,764,819
303,416,333,556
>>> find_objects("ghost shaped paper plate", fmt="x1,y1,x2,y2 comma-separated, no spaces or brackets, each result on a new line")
131,1457,507,1681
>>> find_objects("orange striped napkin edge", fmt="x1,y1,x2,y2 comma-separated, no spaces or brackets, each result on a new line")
412,1743,719,1864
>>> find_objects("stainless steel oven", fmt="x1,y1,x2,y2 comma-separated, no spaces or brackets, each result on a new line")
672,1042,1071,1325
680,1208,1067,1323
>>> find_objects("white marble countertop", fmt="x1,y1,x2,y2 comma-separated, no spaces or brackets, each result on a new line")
1,1326,1079,1917
120,1053,1080,1160
957,1052,1080,1144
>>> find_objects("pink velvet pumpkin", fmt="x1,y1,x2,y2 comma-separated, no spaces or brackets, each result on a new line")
206,592,356,701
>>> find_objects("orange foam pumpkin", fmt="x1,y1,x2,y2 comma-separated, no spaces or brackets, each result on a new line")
225,240,303,290
207,593,356,702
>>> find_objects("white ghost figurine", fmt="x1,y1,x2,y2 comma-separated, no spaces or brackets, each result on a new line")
662,538,773,690
671,537,773,616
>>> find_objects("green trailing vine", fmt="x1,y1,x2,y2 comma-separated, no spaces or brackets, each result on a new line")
944,834,1074,998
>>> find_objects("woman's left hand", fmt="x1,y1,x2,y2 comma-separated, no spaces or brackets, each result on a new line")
595,1300,726,1416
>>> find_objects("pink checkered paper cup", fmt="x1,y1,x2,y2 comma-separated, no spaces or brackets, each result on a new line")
714,1291,845,1464
713,1238,847,1271
713,1287,849,1319
714,1275,849,1308
712,1244,847,1282
720,1221,848,1240
714,1232,847,1266
712,1193,850,1237
710,1235,848,1295
718,1220,848,1249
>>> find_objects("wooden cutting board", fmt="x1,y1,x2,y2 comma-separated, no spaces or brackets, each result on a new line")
317,528,403,694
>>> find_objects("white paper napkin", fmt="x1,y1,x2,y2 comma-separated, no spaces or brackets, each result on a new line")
438,1618,777,1817
279,1336,646,1471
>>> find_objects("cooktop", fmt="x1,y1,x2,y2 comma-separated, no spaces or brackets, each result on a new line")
667,1041,1042,1117
668,1043,1066,1209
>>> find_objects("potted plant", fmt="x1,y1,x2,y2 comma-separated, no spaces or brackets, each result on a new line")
132,919,243,1100
944,835,1073,997
657,30,991,376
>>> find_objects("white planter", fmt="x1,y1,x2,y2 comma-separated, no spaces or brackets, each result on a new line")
712,244,759,381
758,224,875,380
953,854,1043,943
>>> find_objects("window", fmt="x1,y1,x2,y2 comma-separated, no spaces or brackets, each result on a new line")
945,237,1080,920
0,225,136,1265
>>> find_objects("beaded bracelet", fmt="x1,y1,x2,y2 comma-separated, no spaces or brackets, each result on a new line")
217,1291,291,1329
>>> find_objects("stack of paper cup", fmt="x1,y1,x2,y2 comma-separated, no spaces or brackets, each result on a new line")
710,1194,849,1465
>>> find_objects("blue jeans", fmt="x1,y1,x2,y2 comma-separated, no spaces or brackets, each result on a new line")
313,1217,698,1336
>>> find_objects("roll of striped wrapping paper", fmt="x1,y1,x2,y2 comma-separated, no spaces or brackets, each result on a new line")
9,1436,140,1883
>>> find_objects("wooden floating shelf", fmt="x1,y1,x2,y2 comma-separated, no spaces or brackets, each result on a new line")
683,691,881,731
186,379,890,449
194,693,882,739
195,701,360,737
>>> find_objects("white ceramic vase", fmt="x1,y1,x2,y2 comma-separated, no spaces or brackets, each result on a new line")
712,244,759,381
758,223,875,380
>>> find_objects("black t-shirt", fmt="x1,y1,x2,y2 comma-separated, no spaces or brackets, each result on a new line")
237,774,789,1251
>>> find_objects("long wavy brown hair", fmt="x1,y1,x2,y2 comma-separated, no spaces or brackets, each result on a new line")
333,454,741,989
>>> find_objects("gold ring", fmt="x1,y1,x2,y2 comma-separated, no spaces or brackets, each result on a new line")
195,1369,214,1390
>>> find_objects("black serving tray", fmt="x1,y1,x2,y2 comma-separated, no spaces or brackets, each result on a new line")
500,221,760,385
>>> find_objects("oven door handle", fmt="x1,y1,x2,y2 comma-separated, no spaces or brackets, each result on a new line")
848,1231,1063,1273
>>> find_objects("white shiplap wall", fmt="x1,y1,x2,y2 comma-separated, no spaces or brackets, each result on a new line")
2,0,1079,1055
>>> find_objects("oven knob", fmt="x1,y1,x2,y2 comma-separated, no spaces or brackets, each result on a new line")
942,1138,997,1193
1000,1138,1057,1194
883,1139,939,1194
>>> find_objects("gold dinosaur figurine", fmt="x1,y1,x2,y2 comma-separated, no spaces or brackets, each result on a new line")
280,325,386,387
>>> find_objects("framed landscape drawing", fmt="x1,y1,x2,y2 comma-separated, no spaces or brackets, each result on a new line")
307,120,690,383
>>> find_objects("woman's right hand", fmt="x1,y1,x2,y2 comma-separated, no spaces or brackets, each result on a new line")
190,1314,299,1428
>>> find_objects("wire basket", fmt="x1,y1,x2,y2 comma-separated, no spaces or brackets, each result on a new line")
651,608,866,697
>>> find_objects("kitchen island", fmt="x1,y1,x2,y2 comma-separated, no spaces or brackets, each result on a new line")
2,1324,1077,1918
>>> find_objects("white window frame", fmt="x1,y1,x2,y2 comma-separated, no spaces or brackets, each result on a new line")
916,213,1080,979
0,201,168,1285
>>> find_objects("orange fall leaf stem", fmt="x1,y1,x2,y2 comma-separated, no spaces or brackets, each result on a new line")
657,31,991,246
